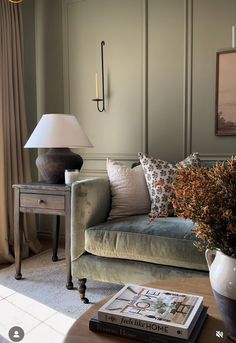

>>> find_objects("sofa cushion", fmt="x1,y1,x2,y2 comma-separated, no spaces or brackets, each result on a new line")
106,158,151,220
73,254,208,284
85,215,208,271
138,152,200,217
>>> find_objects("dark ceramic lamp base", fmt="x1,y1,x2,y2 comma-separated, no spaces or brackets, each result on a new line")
36,148,83,184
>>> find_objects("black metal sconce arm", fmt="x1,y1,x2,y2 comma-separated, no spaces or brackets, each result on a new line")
92,41,105,112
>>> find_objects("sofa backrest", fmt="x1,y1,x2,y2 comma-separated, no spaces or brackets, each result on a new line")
132,159,225,169
201,160,224,168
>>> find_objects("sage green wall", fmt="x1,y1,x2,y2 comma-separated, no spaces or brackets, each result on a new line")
148,0,185,160
22,0,65,177
23,0,236,176
22,0,65,238
62,0,236,178
34,0,64,116
62,0,146,177
23,0,236,174
22,0,236,236
22,0,37,180
35,0,65,238
192,0,236,158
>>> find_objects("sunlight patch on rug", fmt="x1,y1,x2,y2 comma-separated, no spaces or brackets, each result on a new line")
0,249,122,342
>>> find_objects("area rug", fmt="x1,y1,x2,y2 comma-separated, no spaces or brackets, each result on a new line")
0,249,122,319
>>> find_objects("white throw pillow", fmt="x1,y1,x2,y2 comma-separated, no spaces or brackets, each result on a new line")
107,158,151,220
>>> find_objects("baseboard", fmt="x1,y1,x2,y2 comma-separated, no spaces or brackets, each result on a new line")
37,231,65,243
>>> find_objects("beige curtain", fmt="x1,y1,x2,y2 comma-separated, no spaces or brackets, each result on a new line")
0,0,41,264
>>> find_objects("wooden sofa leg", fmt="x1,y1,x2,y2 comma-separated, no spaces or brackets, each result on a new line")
78,278,89,303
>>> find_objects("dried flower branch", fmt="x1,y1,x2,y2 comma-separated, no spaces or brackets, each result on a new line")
170,157,236,258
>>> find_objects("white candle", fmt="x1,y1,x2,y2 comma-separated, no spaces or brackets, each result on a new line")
232,25,235,48
95,72,99,99
64,169,80,185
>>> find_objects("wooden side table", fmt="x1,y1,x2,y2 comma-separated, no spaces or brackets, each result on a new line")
12,183,73,289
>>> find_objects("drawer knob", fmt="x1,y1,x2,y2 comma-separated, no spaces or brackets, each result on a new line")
38,199,45,204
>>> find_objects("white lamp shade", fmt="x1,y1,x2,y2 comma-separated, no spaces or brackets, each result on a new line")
24,114,93,148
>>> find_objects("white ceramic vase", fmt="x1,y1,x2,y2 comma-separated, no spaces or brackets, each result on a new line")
205,249,236,342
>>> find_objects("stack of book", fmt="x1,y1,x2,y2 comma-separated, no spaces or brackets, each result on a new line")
89,284,208,343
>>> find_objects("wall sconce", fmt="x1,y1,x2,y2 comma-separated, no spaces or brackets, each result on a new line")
92,41,105,112
8,0,24,3
232,25,236,48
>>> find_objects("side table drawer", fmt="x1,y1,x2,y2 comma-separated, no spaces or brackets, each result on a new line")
20,193,65,210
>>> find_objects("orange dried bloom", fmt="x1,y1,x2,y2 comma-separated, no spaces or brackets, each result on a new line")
169,157,236,257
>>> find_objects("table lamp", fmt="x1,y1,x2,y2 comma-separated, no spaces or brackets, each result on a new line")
24,113,93,184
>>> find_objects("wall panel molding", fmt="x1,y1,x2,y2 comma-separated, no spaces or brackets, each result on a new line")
142,0,148,154
83,152,139,161
200,153,235,160
183,0,193,157
62,0,70,113
148,0,186,161
62,0,148,177
191,0,236,157
79,169,107,177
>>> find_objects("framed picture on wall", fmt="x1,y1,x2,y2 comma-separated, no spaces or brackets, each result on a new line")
215,49,236,135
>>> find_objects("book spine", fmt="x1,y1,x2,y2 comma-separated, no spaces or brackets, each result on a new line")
89,320,182,343
98,312,188,339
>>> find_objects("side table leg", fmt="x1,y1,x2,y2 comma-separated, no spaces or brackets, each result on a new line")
65,192,73,289
14,188,23,280
52,215,60,262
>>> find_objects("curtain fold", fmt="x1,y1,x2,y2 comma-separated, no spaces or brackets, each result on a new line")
0,0,41,264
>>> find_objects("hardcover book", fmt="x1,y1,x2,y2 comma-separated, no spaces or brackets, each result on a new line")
98,284,204,339
90,306,208,343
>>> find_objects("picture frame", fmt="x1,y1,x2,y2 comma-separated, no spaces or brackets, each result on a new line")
215,49,236,136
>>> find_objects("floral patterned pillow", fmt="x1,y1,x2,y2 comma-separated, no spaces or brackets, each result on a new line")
138,152,200,217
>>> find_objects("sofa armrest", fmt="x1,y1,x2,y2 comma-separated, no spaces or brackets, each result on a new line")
71,177,111,261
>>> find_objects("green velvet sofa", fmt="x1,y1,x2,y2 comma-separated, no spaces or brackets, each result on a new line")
70,161,216,302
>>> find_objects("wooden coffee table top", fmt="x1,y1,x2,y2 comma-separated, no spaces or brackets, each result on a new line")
63,277,230,343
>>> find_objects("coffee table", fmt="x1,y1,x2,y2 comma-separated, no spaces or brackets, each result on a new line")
63,277,230,343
